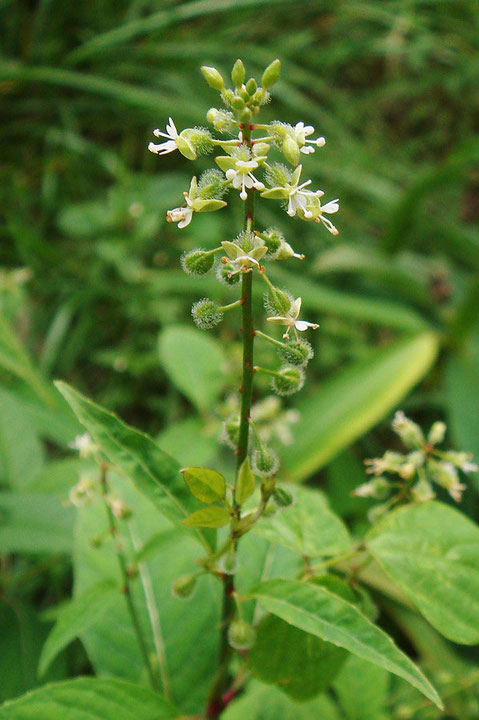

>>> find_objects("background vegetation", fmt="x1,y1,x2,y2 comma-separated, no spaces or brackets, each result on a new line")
1,0,478,717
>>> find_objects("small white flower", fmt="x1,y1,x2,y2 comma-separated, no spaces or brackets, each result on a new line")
148,117,180,155
316,198,339,235
293,122,326,155
226,159,265,201
69,433,97,458
267,297,319,340
167,195,194,229
287,178,318,218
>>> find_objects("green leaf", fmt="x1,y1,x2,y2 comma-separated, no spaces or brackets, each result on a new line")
181,466,226,503
281,333,439,481
251,579,442,708
333,655,390,720
235,457,256,505
184,506,230,528
222,680,340,720
74,473,220,714
248,614,347,700
0,314,53,405
39,581,117,677
367,501,479,645
55,381,213,551
0,388,44,488
0,492,74,554
0,677,179,719
445,332,479,491
158,325,225,412
252,485,352,557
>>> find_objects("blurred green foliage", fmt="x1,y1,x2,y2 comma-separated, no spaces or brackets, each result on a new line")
1,0,479,715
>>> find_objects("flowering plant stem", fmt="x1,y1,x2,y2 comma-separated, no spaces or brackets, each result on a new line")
99,463,159,692
207,123,256,719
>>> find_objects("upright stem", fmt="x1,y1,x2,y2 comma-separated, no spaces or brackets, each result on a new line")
99,464,159,691
206,123,256,719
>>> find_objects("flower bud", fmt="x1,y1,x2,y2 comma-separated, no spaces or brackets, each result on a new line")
412,477,435,503
207,108,236,134
273,487,294,507
277,338,313,367
263,286,293,316
428,421,446,446
191,298,223,330
201,65,225,90
261,59,281,89
252,142,270,157
231,59,245,87
232,96,245,110
282,136,300,166
276,241,301,261
172,573,197,599
228,619,256,650
216,262,241,287
392,411,425,449
239,108,253,123
257,228,284,259
251,445,279,477
246,78,257,95
271,365,305,397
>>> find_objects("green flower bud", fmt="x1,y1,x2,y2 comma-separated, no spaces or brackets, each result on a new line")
276,240,301,260
271,365,305,397
175,133,197,161
428,421,446,446
222,414,241,449
282,136,300,166
252,142,270,157
261,59,281,89
239,107,253,123
264,286,293,316
231,59,245,87
277,338,313,367
265,162,292,188
207,108,236,134
412,477,435,503
246,78,257,95
252,445,279,477
221,88,235,107
201,65,225,90
232,96,245,110
253,87,270,106
216,262,241,287
392,411,425,450
228,619,256,651
191,298,223,330
198,169,227,200
172,573,197,599
273,487,294,507
239,89,250,102
257,227,284,259
181,249,215,276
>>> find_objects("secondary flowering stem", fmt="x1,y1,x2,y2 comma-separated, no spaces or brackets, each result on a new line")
99,464,159,691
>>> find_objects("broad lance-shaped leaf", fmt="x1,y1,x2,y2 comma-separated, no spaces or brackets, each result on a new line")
252,485,352,558
0,678,179,719
158,325,225,412
281,332,439,481
251,579,442,709
39,581,117,677
55,381,213,551
367,501,479,645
